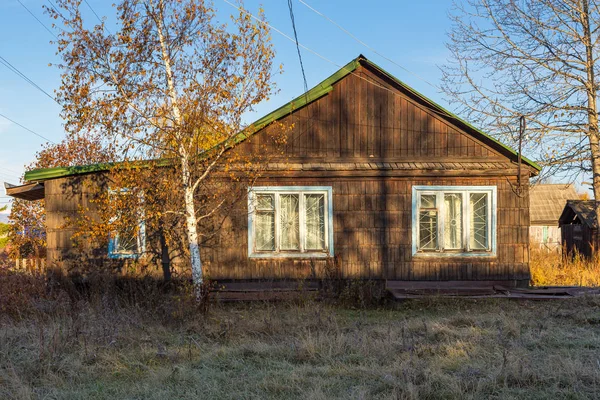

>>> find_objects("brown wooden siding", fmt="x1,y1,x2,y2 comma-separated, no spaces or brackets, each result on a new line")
561,224,597,259
43,61,532,283
235,66,507,163
204,176,530,283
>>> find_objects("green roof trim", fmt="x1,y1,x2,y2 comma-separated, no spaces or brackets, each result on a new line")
24,54,540,182
25,163,116,181
230,57,359,144
359,58,541,171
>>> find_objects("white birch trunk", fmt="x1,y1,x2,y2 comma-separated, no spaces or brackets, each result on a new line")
155,1,203,292
182,156,203,288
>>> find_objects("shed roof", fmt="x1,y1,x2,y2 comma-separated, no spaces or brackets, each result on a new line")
530,184,579,225
22,54,541,183
558,200,599,229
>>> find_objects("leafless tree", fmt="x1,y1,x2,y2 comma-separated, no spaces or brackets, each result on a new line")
442,0,600,199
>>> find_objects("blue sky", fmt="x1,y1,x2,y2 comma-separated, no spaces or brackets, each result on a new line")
0,0,549,210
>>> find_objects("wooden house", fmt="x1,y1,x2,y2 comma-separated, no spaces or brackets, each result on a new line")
558,200,599,259
6,55,540,289
529,184,578,250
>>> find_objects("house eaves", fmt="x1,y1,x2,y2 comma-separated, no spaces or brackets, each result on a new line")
23,55,540,183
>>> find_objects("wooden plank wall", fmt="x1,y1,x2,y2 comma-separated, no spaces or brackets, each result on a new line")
237,65,506,162
205,176,530,283
561,224,596,259
44,61,533,283
46,174,530,282
45,175,100,271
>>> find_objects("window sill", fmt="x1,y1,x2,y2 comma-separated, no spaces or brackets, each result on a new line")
412,251,496,258
249,252,332,259
109,253,140,259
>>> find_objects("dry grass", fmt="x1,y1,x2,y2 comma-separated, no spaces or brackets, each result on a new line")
530,248,600,287
2,270,600,399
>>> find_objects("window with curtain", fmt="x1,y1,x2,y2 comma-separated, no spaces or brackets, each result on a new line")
249,187,332,257
413,186,496,255
108,188,146,259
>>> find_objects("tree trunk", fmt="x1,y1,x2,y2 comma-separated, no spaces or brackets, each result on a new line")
181,156,203,291
154,4,203,293
159,226,171,282
581,0,600,207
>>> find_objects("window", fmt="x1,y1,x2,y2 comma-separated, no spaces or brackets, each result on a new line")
248,187,333,258
108,189,146,259
412,186,496,256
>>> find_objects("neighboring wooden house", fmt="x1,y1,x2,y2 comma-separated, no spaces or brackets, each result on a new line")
558,200,599,259
6,55,541,288
529,184,578,250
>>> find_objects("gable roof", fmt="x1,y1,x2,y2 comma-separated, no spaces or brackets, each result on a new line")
530,184,579,225
23,54,541,183
559,200,599,229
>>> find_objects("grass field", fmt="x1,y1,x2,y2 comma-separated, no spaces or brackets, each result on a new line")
530,248,600,287
2,280,600,399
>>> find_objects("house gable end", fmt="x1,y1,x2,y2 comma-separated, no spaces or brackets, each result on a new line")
236,59,535,172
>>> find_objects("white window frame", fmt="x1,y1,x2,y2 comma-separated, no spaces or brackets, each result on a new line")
108,188,146,259
248,186,334,258
412,185,497,257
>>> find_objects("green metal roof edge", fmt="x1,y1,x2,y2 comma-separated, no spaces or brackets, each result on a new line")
25,162,116,181
230,57,360,144
360,58,542,171
24,158,174,182
24,58,361,183
24,54,540,182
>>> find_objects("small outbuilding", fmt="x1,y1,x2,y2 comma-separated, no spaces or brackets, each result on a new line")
529,184,578,250
558,200,599,258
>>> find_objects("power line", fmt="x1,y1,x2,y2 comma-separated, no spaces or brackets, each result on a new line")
297,0,438,90
0,56,58,104
0,173,20,181
0,113,56,143
0,166,22,175
17,0,59,40
287,0,308,94
221,1,457,123
84,0,111,34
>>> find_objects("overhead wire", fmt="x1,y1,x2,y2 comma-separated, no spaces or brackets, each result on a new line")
0,166,22,175
84,0,111,34
297,0,438,90
16,0,59,40
0,56,58,104
0,113,56,144
221,0,462,124
287,0,308,94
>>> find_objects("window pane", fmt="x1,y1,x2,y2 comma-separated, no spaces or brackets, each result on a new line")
280,194,300,250
444,193,463,249
305,194,326,250
419,210,438,250
256,194,274,210
470,193,488,250
421,194,436,208
115,225,138,254
255,211,275,251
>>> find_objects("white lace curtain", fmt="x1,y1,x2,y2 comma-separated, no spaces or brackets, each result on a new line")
254,192,326,252
469,193,488,250
444,193,463,249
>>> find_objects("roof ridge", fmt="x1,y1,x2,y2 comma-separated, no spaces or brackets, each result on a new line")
24,54,541,182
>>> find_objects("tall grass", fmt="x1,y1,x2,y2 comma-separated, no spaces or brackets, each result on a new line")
2,264,600,399
530,248,600,287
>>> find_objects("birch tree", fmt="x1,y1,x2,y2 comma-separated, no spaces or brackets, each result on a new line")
442,0,600,198
48,0,277,290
